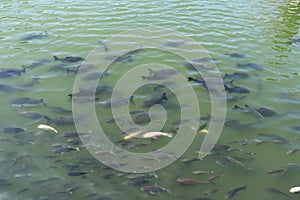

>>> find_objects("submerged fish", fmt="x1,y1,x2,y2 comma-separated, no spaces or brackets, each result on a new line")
140,185,170,194
3,127,26,133
187,77,208,89
53,56,84,63
265,168,286,175
21,31,49,40
176,178,207,185
265,187,292,199
11,97,45,107
226,156,247,168
225,185,247,199
18,111,46,119
142,92,167,108
290,38,300,43
0,68,25,78
233,105,265,122
225,84,250,94
289,186,300,193
69,85,112,98
67,171,89,176
22,59,50,70
224,72,249,79
45,116,74,126
258,133,289,144
225,53,247,59
237,63,263,71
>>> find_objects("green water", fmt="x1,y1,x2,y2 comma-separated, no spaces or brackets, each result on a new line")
0,0,300,199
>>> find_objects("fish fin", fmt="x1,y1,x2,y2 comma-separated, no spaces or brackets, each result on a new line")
53,56,59,61
162,92,167,101
129,95,135,105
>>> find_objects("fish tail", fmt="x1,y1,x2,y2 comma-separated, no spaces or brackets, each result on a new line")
53,56,59,61
68,94,73,99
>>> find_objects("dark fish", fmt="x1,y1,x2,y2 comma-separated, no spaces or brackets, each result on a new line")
0,83,20,92
181,158,198,163
67,171,88,176
291,38,300,43
11,97,44,107
134,112,150,124
194,57,217,63
233,105,265,122
62,132,79,137
30,177,63,185
115,54,133,62
225,53,247,59
265,187,293,199
224,72,249,79
225,84,250,94
53,56,84,63
142,73,170,81
142,92,167,108
0,68,25,78
187,77,208,89
22,59,50,70
255,107,277,117
0,178,12,185
237,63,263,71
45,116,74,126
101,96,135,108
69,85,112,98
4,127,26,133
265,168,286,174
225,185,247,199
81,72,105,81
140,185,170,194
290,126,300,131
131,178,152,185
189,198,213,200
46,105,72,114
258,133,289,144
21,31,48,40
18,111,46,119
53,147,79,154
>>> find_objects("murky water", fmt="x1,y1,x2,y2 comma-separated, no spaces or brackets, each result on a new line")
0,0,300,199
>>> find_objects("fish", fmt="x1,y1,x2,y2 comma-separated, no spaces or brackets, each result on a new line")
3,127,26,133
224,72,249,79
225,185,247,199
21,31,49,40
14,173,34,178
233,105,265,122
286,149,299,155
142,131,173,139
21,59,50,70
142,92,167,108
30,177,64,185
289,186,300,193
265,168,286,175
0,178,12,185
53,56,84,63
187,77,208,89
181,158,199,163
164,40,185,47
194,57,217,63
193,170,210,175
290,126,300,131
142,73,170,81
254,107,277,117
148,68,178,76
134,112,151,124
37,124,58,133
237,63,263,71
290,38,300,43
67,171,89,176
18,111,46,119
140,185,171,194
81,72,105,81
45,116,74,126
46,105,72,114
225,53,247,59
176,178,202,185
208,174,224,182
265,187,292,199
11,97,45,107
69,85,113,98
101,95,135,108
131,178,152,185
225,156,247,168
224,84,250,94
0,68,25,78
53,147,79,154
258,133,289,144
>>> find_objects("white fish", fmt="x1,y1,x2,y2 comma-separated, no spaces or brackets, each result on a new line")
124,130,143,140
38,124,58,133
142,132,173,138
289,186,300,193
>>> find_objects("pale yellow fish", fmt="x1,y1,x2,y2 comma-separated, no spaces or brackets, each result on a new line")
124,130,143,140
200,129,208,134
142,132,173,138
38,124,58,133
289,186,300,193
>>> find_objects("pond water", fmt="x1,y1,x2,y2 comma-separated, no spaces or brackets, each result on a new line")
0,0,300,199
